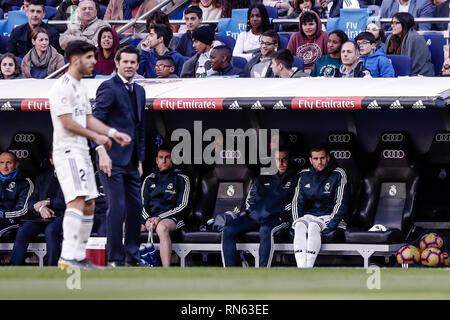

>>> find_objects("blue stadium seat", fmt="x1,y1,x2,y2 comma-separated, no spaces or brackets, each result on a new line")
0,8,3,19
422,32,446,76
214,34,236,51
279,35,289,49
232,56,247,69
45,0,62,7
0,34,8,54
44,6,57,19
387,54,412,76
293,56,304,71
99,5,107,19
265,6,279,31
367,5,380,16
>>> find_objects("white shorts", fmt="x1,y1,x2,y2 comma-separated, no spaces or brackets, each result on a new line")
53,150,98,204
292,214,331,231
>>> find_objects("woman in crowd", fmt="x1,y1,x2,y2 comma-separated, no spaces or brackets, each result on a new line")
21,27,65,79
233,4,272,61
0,53,24,79
365,21,385,52
385,12,434,76
310,29,347,77
287,10,328,72
94,26,120,76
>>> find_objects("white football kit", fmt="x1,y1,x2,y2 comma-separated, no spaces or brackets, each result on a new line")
49,73,98,203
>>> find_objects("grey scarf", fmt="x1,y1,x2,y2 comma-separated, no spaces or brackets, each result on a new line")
30,47,52,68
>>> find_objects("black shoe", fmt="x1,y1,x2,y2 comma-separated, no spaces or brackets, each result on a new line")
125,260,147,267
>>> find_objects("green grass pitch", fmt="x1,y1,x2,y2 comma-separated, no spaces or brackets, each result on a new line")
0,267,450,299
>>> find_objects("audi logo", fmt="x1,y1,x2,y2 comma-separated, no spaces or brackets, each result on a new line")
435,133,450,142
293,157,306,166
382,133,403,143
330,150,352,160
328,134,351,143
14,134,35,143
8,149,29,158
288,134,298,143
382,149,405,159
220,150,242,159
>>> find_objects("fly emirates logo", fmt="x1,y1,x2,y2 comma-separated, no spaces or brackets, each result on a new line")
154,98,223,110
292,97,363,110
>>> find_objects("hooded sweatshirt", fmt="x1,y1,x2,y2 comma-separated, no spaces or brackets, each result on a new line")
94,26,120,76
287,11,328,71
359,48,395,78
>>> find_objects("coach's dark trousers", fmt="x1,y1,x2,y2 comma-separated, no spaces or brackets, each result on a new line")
99,162,142,265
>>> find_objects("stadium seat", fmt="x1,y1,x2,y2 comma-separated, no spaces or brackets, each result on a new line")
0,8,3,20
422,33,446,76
265,6,278,31
99,5,106,19
181,164,254,244
367,5,380,16
293,56,305,72
232,56,248,70
45,0,62,7
44,6,56,19
0,34,8,54
279,34,289,49
345,131,419,244
214,34,236,51
387,55,412,76
7,131,49,179
415,131,450,222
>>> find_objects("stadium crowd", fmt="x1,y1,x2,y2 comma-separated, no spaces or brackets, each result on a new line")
0,0,449,268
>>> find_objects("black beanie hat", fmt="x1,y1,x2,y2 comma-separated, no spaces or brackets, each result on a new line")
192,25,215,46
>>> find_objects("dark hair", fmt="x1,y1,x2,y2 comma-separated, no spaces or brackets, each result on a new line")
262,29,280,46
271,49,294,70
342,40,360,55
157,144,173,154
355,31,376,44
31,26,49,41
146,10,170,31
0,53,22,79
246,4,271,32
28,0,45,9
294,0,316,10
150,24,173,48
184,5,203,19
299,11,318,38
114,45,140,63
366,21,384,41
212,45,232,62
65,40,97,61
387,12,414,55
329,29,348,45
157,55,175,67
309,144,329,157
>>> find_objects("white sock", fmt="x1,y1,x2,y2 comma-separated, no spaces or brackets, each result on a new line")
293,222,307,268
74,215,94,261
306,223,322,268
60,208,84,261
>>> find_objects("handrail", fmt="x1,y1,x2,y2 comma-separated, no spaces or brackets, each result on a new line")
45,0,175,79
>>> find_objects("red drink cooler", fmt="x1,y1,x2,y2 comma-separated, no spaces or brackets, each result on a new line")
86,237,107,266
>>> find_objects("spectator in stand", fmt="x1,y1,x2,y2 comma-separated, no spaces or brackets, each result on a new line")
221,0,250,18
263,0,293,11
180,25,215,77
7,0,61,58
0,53,24,79
385,12,435,76
287,10,328,73
59,0,110,51
138,24,188,78
94,27,120,76
365,21,385,52
432,0,449,31
241,29,279,78
233,4,272,62
441,57,450,76
104,0,158,31
317,0,360,18
380,0,433,31
179,0,223,34
155,56,178,78
0,152,33,240
284,0,320,32
355,32,395,78
334,41,372,78
51,0,103,33
10,155,65,266
209,45,242,76
21,27,65,79
271,49,309,77
175,6,203,58
311,29,346,77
